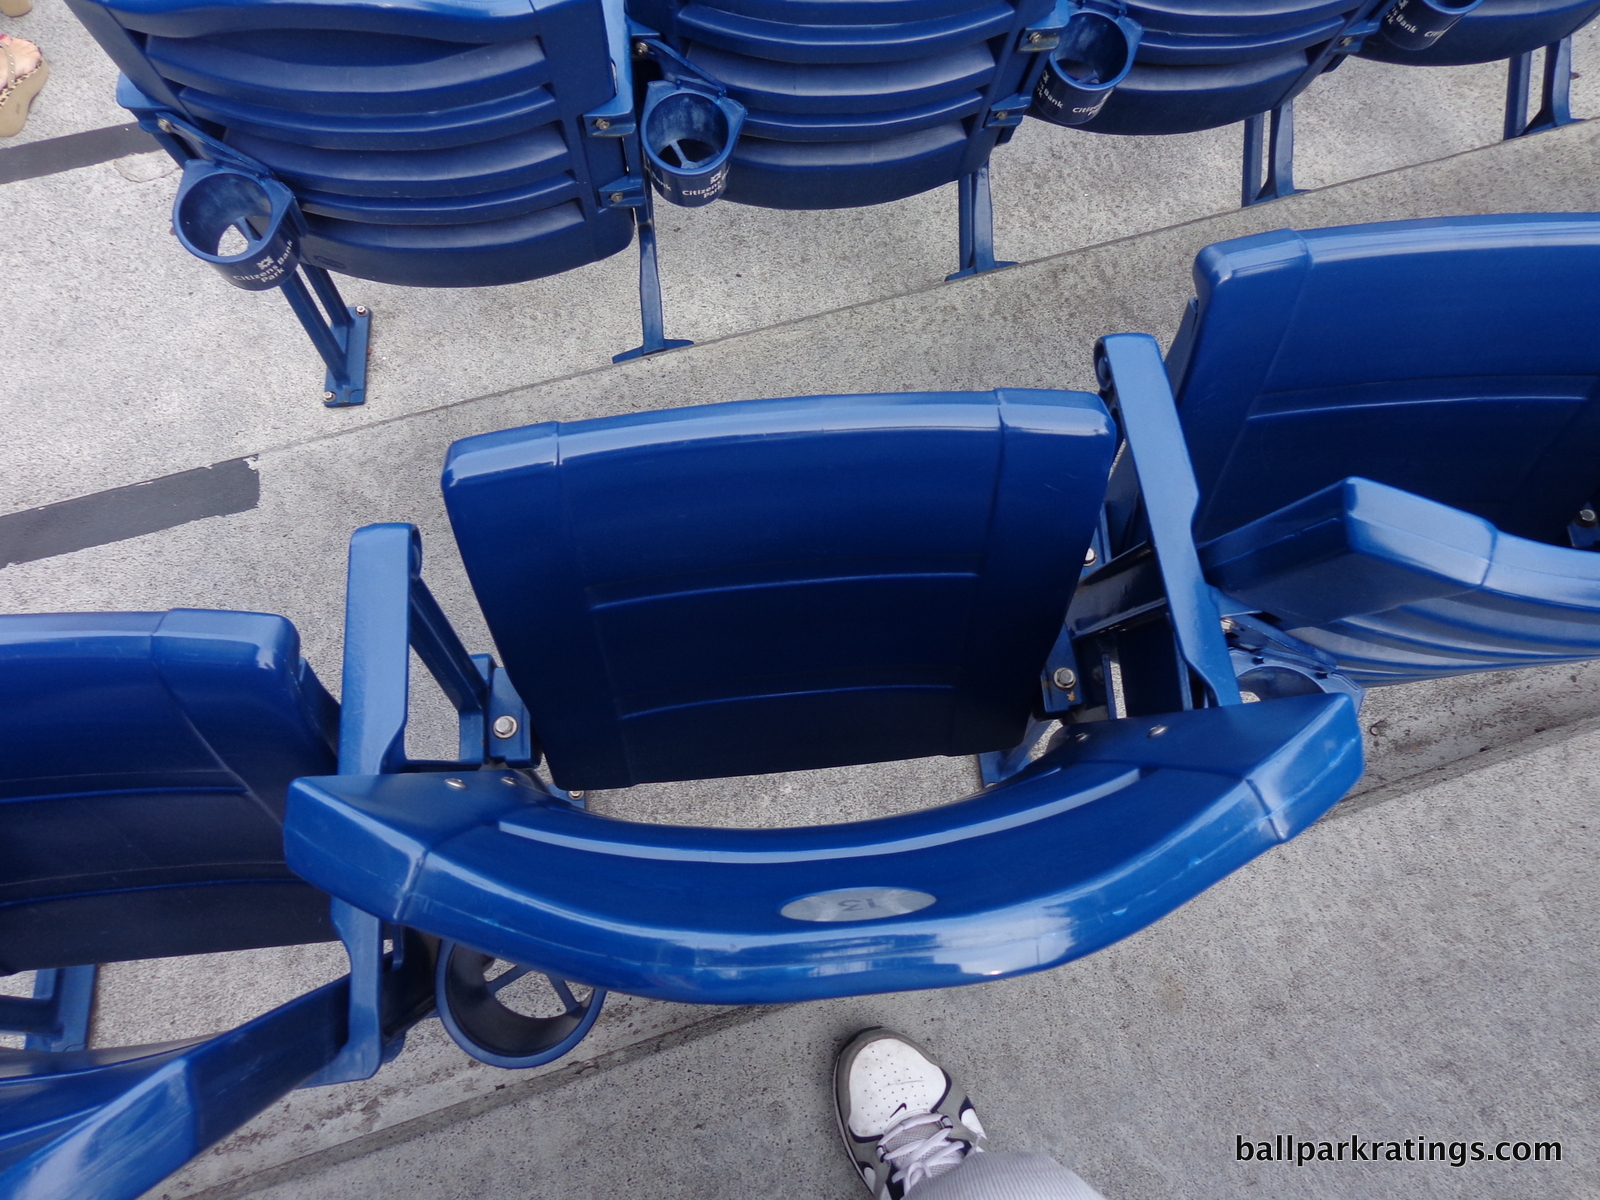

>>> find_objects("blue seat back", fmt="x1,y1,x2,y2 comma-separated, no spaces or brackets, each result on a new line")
67,0,635,287
626,0,1056,208
442,390,1115,788
1167,214,1600,546
0,610,338,972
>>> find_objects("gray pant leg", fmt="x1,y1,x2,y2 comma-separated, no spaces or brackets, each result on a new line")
905,1152,1108,1200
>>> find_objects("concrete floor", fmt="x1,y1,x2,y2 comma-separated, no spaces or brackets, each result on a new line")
2,3,1599,1197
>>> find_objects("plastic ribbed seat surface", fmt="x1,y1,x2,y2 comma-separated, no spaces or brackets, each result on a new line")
628,0,1054,207
70,0,635,286
1171,214,1600,684
441,389,1114,789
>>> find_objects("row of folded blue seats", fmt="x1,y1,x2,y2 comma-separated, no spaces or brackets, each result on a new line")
67,0,1598,289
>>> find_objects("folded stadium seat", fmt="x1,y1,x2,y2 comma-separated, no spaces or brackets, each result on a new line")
1146,213,1600,685
623,0,1064,277
0,610,433,1200
1072,0,1370,134
65,0,680,405
1356,0,1599,138
284,385,1362,1022
1019,0,1398,206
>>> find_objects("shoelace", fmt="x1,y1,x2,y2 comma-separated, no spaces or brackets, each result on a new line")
877,1111,976,1193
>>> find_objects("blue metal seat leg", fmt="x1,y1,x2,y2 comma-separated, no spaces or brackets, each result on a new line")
279,266,372,409
1241,101,1301,207
947,164,1018,281
1507,35,1581,137
0,966,98,1053
614,191,693,363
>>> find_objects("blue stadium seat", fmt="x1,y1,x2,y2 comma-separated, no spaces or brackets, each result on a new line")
1155,214,1600,685
0,610,338,976
66,0,681,404
1359,0,1599,66
624,0,1069,276
0,610,432,1200
283,388,1362,1010
627,0,1056,209
1312,0,1600,193
1022,0,1397,209
1069,0,1375,135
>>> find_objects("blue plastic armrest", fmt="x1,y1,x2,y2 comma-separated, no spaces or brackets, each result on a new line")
1094,334,1242,705
310,523,533,1085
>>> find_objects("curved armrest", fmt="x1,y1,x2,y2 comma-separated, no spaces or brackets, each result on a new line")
287,693,1361,1005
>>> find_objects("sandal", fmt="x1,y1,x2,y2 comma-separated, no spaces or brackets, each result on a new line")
0,33,48,138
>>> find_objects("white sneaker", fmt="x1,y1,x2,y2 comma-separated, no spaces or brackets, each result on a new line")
834,1028,987,1199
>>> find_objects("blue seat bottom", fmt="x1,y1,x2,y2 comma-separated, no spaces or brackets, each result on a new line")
0,978,347,1196
1075,53,1308,135
1124,0,1354,36
1137,14,1346,66
723,123,972,208
285,693,1361,1005
299,203,634,287
1201,476,1600,685
224,127,571,200
0,877,335,975
297,174,579,227
1357,0,1600,65
178,84,562,154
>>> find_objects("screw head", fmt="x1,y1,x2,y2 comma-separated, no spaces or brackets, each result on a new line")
1072,730,1091,742
1084,546,1098,566
1052,667,1078,690
1220,616,1237,632
610,191,625,203
501,774,520,785
323,390,336,401
445,777,467,790
1580,508,1598,526
492,714,520,739
354,305,368,316
568,790,586,801
635,40,650,55
1028,30,1044,42
594,117,611,131
1147,724,1168,738
158,119,176,134
993,110,1008,121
